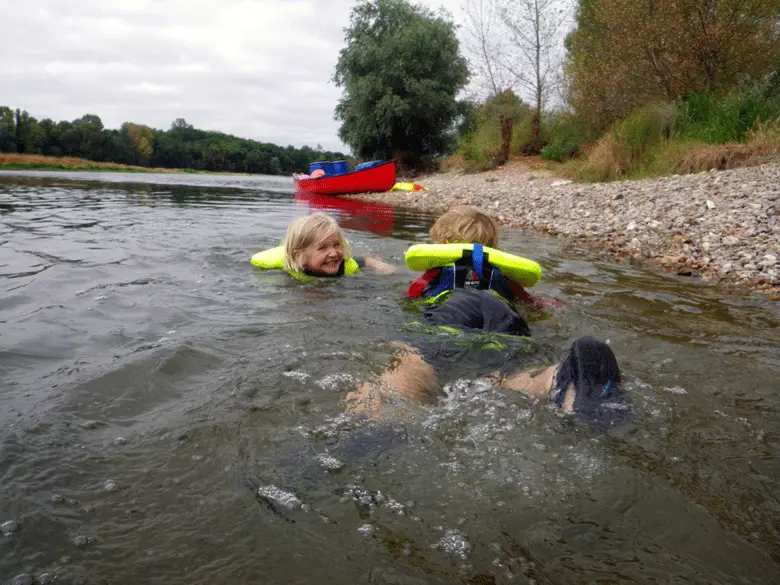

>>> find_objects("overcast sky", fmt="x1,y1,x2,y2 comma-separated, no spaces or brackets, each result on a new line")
0,0,468,152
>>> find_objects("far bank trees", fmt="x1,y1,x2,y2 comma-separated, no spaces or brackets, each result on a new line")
334,0,470,169
0,107,348,175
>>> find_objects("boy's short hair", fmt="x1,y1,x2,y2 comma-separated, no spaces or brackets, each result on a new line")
429,205,499,248
283,212,351,272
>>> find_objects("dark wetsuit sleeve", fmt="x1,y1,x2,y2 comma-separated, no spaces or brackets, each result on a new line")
423,289,530,337
352,256,365,268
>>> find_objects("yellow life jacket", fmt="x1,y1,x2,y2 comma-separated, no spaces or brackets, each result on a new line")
405,243,541,303
406,243,541,286
250,246,361,281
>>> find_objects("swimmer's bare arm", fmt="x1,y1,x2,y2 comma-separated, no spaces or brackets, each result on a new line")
346,347,574,414
497,365,575,413
363,254,396,274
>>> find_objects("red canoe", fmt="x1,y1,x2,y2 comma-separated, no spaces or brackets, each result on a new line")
294,161,396,195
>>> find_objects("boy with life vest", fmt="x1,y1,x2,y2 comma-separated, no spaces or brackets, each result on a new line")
251,212,395,278
406,205,561,333
346,206,628,428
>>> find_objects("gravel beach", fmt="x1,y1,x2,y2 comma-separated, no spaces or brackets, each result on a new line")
353,161,779,294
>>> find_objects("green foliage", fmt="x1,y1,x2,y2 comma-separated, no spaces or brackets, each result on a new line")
573,72,780,181
676,79,780,144
334,0,469,169
455,90,532,171
0,162,156,173
540,114,583,162
566,0,780,138
574,102,682,181
0,107,348,175
0,107,17,152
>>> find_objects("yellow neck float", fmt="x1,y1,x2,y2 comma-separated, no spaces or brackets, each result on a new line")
250,245,361,281
405,243,541,288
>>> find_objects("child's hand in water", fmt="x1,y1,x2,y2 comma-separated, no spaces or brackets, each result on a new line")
530,296,566,312
364,254,396,275
510,282,565,313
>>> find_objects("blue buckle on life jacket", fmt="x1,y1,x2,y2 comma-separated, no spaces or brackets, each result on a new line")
473,244,503,292
472,244,484,278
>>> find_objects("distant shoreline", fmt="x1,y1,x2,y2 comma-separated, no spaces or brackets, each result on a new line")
0,153,256,176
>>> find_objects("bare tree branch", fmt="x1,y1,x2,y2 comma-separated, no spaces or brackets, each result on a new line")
497,0,573,149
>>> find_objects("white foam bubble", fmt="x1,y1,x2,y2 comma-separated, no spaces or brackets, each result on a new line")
283,371,310,382
316,373,355,391
316,454,345,471
436,529,471,559
257,485,302,509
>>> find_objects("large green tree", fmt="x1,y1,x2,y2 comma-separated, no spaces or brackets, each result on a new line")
334,0,470,168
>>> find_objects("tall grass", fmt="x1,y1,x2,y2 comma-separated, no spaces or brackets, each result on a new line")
574,72,780,181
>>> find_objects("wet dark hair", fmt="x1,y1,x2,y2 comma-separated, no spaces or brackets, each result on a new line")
553,336,632,430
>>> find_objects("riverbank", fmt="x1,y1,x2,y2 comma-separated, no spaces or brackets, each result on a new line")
353,160,779,295
0,153,199,173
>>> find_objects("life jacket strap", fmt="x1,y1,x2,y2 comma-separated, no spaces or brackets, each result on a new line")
416,265,456,301
407,268,441,298
472,244,484,278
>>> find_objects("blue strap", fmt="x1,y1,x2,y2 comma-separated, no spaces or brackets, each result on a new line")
425,265,456,299
489,267,501,289
440,265,455,291
472,244,484,278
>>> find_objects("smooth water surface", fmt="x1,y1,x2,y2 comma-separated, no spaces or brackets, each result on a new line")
1,170,779,585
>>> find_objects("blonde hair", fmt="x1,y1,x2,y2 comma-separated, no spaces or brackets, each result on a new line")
429,205,499,248
283,212,351,272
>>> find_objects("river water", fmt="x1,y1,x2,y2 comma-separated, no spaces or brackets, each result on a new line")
1,171,778,585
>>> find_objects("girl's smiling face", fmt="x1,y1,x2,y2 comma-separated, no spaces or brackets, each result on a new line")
299,232,344,275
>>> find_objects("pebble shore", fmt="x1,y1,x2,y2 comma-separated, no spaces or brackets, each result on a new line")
353,161,779,294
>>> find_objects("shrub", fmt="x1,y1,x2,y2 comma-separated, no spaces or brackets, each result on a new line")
576,102,678,180
677,81,780,144
541,114,583,162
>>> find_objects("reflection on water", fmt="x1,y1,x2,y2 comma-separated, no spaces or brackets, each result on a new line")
0,171,779,584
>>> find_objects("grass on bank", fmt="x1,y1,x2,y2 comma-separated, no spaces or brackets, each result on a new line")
571,106,780,181
567,72,780,181
0,153,200,174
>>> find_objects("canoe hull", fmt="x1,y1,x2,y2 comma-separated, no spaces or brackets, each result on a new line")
294,161,396,195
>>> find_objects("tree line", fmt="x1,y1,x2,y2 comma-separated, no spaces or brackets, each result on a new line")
0,107,348,175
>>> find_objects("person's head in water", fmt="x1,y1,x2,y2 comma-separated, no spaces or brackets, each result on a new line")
283,212,352,276
429,205,499,248
498,336,630,430
552,336,630,429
